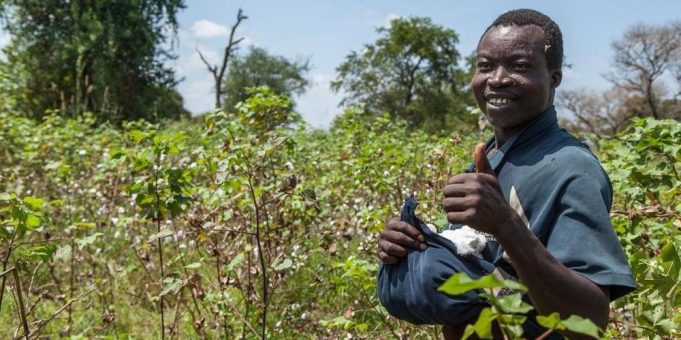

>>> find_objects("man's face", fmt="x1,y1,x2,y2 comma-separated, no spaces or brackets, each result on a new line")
472,24,561,134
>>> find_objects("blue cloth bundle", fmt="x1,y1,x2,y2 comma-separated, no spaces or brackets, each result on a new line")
376,194,495,325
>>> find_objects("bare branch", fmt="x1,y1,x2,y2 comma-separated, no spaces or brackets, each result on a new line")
196,46,218,75
29,284,96,337
607,21,681,119
215,9,248,109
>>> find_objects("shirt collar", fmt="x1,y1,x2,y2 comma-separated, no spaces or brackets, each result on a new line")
470,106,559,174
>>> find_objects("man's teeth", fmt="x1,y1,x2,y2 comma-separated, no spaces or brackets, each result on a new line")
489,98,512,105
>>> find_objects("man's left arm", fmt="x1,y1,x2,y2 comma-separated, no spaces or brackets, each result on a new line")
445,173,609,327
443,145,611,335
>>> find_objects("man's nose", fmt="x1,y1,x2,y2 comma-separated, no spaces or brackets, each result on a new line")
488,67,514,87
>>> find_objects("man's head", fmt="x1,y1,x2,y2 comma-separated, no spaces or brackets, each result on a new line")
472,9,563,137
482,9,563,71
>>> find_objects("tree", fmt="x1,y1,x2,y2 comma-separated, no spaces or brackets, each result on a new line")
331,16,474,133
197,8,247,109
557,88,636,135
0,0,187,123
222,47,310,113
606,21,681,119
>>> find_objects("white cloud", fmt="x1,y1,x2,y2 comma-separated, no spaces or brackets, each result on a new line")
383,13,402,28
296,73,343,129
363,11,402,29
192,20,230,38
180,79,215,115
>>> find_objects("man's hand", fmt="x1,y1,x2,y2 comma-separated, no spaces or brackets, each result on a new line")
377,217,426,264
443,143,514,236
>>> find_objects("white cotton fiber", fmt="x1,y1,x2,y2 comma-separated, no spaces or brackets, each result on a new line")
440,226,487,256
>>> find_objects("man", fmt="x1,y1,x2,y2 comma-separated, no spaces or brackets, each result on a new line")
377,9,635,339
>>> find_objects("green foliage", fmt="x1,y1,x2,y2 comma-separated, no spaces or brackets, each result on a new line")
0,0,187,123
223,47,310,113
439,272,601,339
0,89,678,338
599,118,681,339
331,16,476,134
235,86,302,132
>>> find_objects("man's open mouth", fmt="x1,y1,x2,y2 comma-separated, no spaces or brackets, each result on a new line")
487,97,515,106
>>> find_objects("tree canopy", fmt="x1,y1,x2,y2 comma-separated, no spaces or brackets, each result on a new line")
222,46,310,113
331,16,475,133
0,0,187,123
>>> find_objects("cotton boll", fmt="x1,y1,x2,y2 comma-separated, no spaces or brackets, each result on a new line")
426,223,437,233
440,226,487,256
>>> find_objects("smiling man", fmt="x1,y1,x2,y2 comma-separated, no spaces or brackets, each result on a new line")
377,9,635,339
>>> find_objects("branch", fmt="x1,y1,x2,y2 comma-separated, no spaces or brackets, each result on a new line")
29,284,97,337
196,46,218,75
217,9,248,89
13,268,30,339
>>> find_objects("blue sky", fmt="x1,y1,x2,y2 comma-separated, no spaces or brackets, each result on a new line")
169,0,681,128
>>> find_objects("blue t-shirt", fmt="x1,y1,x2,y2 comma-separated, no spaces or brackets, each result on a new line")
470,106,635,301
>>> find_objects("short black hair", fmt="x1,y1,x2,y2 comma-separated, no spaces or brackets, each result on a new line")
481,9,563,70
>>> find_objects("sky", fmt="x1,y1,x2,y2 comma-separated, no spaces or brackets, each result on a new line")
169,0,681,128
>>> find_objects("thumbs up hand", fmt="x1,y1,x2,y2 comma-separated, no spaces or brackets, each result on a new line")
474,142,494,175
443,143,511,237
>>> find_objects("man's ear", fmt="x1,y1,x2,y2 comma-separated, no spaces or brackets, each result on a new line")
550,69,562,89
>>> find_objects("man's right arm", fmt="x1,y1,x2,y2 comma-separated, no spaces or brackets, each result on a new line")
377,217,426,264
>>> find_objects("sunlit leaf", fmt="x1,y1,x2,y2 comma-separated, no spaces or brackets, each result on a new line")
274,258,293,271
438,272,526,296
226,253,245,272
23,197,43,210
76,232,103,250
561,315,601,338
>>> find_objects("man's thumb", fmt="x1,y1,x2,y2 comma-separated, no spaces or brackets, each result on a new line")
474,143,494,175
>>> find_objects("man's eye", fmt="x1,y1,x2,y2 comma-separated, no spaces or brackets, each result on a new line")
477,63,492,70
513,63,530,70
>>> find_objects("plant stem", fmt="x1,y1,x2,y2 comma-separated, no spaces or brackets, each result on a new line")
247,175,268,340
13,268,30,339
0,228,18,312
68,238,75,334
154,168,166,340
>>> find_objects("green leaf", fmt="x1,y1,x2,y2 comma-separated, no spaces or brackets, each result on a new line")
495,292,533,314
0,226,11,239
438,272,526,296
148,229,173,243
160,277,183,297
25,214,41,229
226,253,245,272
184,262,202,269
23,197,43,210
429,216,448,230
274,258,293,271
54,245,72,262
470,307,496,339
74,222,96,229
0,193,11,201
536,312,563,331
109,148,127,159
129,130,148,143
462,324,477,340
561,315,601,338
76,232,103,250
27,244,57,262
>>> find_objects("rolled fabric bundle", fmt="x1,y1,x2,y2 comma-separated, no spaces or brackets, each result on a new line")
376,194,495,325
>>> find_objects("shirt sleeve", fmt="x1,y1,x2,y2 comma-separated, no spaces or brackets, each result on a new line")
545,151,636,301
